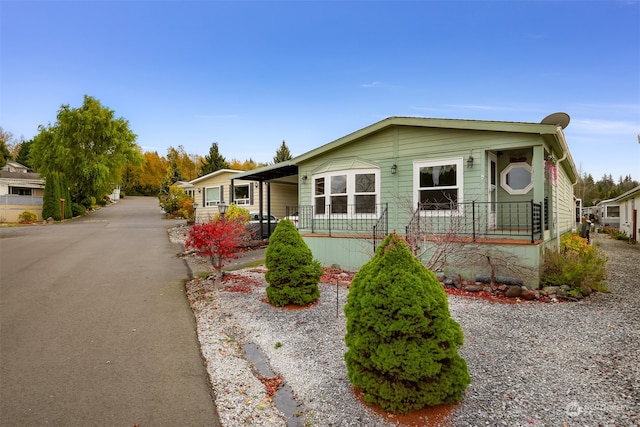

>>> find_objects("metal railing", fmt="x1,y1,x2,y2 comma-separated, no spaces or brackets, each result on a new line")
286,203,389,239
406,200,543,245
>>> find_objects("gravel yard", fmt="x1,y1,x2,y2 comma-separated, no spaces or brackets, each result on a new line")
172,228,640,426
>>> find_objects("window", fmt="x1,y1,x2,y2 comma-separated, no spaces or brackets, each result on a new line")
500,162,533,195
10,187,33,196
313,170,378,215
606,205,620,218
205,186,221,207
414,158,463,212
234,184,250,206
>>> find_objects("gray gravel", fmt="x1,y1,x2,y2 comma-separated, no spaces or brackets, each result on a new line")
173,228,640,426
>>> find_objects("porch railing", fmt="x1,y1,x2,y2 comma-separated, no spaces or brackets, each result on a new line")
286,203,389,241
406,200,543,245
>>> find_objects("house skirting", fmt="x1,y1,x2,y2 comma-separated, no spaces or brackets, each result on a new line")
301,234,543,288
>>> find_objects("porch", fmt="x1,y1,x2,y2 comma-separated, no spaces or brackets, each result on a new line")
287,200,544,247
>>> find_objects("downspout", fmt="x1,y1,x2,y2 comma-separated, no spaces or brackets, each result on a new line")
554,127,576,251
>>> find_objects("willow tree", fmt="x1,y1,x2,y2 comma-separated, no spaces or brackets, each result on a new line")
29,95,143,206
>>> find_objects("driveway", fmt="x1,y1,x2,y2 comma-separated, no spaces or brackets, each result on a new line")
0,197,220,426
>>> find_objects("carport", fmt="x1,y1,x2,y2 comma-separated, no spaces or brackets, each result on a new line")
231,161,299,238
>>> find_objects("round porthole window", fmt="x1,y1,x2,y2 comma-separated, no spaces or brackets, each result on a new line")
500,162,533,195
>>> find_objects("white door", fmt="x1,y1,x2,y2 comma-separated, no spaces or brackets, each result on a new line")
488,153,497,230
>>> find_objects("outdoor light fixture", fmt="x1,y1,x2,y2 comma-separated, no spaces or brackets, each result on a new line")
301,174,308,182
467,156,474,168
218,202,228,216
197,187,201,194
391,164,397,174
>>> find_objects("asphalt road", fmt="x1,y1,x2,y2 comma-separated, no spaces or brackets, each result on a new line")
0,197,220,426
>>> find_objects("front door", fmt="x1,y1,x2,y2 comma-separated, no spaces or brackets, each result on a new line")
488,153,497,230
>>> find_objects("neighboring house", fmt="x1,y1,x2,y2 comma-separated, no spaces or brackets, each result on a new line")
189,169,297,232
610,185,640,243
234,115,579,287
173,180,195,198
0,161,45,222
594,198,621,228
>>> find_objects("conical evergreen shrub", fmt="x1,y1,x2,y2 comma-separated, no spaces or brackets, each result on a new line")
265,219,322,307
344,233,471,414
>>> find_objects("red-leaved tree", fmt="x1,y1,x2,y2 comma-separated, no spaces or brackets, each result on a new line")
185,217,247,285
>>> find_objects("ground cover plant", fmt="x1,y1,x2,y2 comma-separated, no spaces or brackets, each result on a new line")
344,233,471,414
264,219,322,306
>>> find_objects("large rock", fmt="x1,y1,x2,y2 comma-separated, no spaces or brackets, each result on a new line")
521,289,538,300
505,286,523,298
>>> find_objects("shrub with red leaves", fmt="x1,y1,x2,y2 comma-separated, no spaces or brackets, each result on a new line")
185,218,247,281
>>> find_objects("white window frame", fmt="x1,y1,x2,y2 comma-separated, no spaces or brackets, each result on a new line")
312,169,379,217
204,186,221,207
234,184,251,206
413,158,464,216
500,162,533,195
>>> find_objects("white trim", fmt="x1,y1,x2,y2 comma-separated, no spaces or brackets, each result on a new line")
500,162,533,195
312,168,380,217
413,157,464,216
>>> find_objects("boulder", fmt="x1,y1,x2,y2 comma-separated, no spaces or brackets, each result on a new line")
465,285,482,292
521,289,538,300
505,286,523,298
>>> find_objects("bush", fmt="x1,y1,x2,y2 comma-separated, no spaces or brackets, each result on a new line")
71,203,87,217
265,219,322,307
541,233,609,292
344,233,471,414
18,210,38,224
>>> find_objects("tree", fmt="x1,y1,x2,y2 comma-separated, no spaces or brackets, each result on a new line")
344,233,470,414
264,219,322,306
29,95,143,206
42,172,62,220
184,207,249,285
0,127,13,168
273,140,292,163
166,145,201,181
15,139,33,169
200,142,229,176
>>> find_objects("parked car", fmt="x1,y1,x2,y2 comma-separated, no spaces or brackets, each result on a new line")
249,212,279,224
284,213,299,228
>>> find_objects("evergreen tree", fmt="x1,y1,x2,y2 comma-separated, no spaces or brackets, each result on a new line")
200,142,229,175
273,140,292,163
15,139,33,169
42,172,62,220
344,233,470,414
265,219,322,306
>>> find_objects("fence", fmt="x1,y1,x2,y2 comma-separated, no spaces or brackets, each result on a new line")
406,200,542,245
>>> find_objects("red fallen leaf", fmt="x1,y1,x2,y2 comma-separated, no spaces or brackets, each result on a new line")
258,375,283,399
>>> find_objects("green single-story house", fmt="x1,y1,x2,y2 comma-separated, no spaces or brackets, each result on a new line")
232,115,578,287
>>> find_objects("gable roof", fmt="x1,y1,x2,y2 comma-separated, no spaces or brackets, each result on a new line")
232,116,578,182
189,169,245,185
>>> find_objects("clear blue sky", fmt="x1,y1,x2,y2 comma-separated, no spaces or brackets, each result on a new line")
2,0,639,181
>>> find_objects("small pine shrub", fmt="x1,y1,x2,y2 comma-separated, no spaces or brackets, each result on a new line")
344,233,471,414
265,219,322,307
18,210,38,224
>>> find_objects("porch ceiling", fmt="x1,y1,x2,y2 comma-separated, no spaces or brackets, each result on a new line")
232,163,299,182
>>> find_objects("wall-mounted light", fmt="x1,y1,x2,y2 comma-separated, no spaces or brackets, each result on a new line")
391,164,397,174
467,155,474,169
197,187,201,194
301,174,308,182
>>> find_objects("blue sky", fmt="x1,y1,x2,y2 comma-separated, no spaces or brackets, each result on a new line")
2,0,639,181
